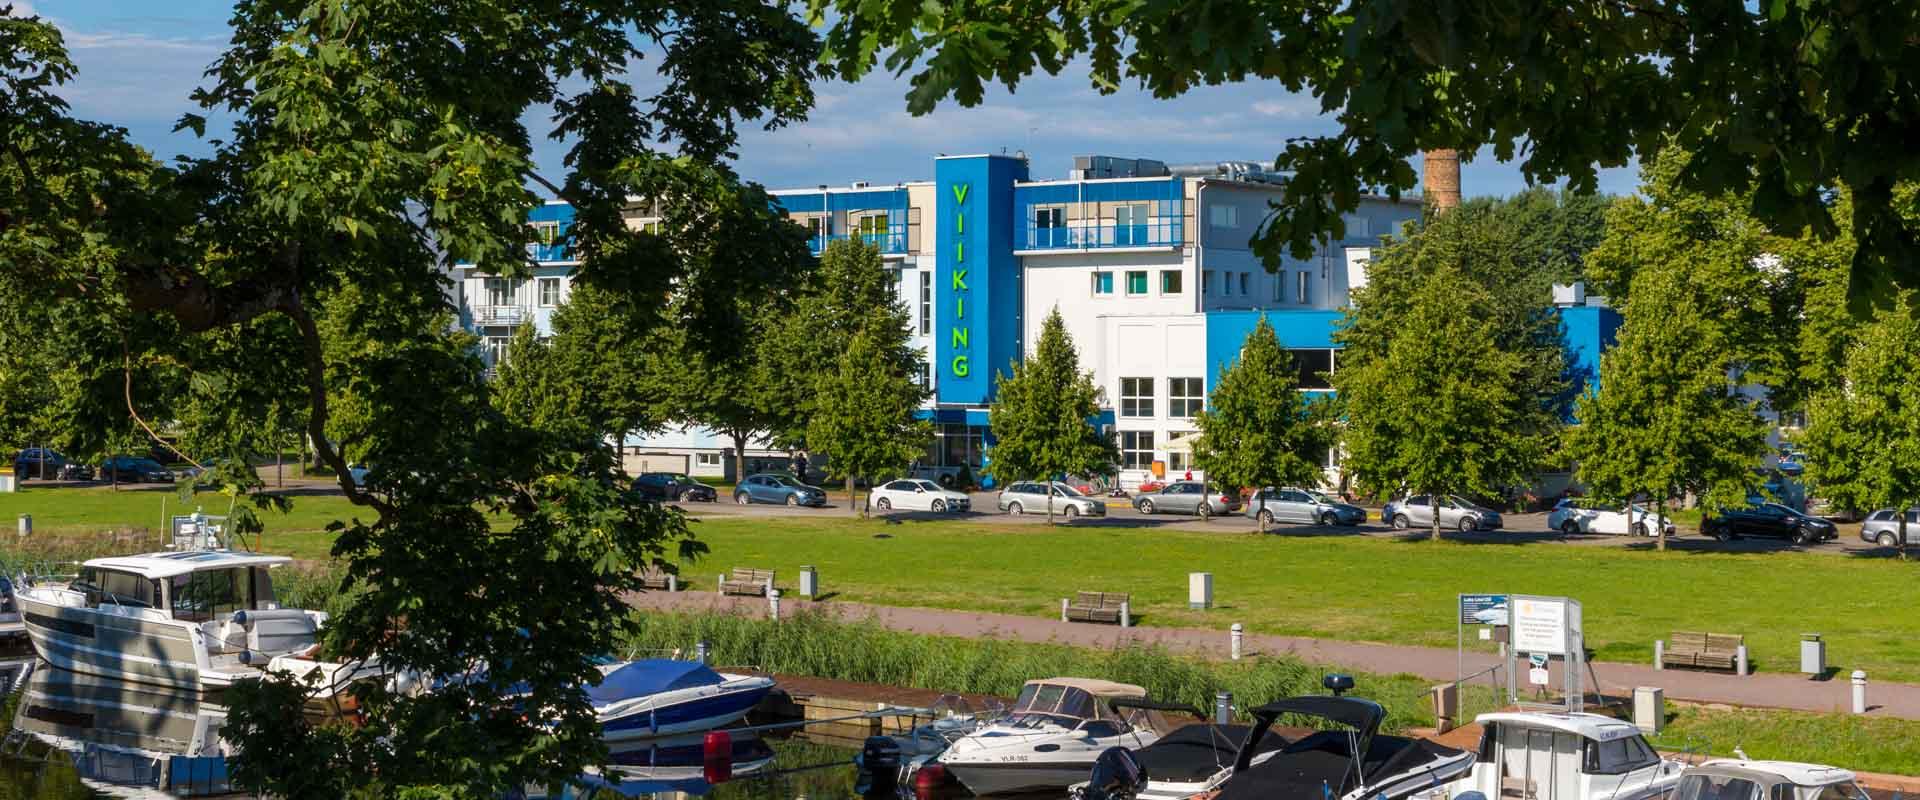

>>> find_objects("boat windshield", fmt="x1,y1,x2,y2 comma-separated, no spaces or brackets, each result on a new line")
1011,683,1099,721
1802,783,1870,800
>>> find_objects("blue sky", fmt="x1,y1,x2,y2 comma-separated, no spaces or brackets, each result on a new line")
28,0,1641,197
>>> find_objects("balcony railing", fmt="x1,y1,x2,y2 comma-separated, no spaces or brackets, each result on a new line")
474,305,527,327
812,231,909,255
525,241,571,263
1019,221,1180,251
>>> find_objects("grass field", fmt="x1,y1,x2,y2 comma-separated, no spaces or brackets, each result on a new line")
7,485,1919,683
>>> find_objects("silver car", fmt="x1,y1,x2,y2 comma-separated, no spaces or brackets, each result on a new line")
1246,487,1367,526
1134,481,1241,518
1384,494,1503,532
1860,508,1918,546
996,481,1106,518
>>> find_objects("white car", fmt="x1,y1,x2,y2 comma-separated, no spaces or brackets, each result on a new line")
1548,498,1675,537
869,478,972,513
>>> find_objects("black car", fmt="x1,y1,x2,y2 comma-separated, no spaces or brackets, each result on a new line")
632,472,717,502
1701,502,1838,544
98,455,176,483
11,448,93,481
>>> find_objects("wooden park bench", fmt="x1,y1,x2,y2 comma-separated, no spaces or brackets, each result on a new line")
638,564,679,592
1062,591,1131,627
1662,631,1743,672
719,567,775,597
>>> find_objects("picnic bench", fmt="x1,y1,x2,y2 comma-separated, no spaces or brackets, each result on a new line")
1062,591,1131,627
1662,631,1743,672
719,567,775,597
638,565,679,592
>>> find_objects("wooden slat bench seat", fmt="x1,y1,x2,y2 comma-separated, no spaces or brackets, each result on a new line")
720,567,775,597
638,565,679,591
1063,591,1130,626
1662,631,1743,672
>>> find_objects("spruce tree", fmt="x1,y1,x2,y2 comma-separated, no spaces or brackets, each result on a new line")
806,308,933,515
1194,317,1329,532
1802,296,1920,560
987,308,1117,525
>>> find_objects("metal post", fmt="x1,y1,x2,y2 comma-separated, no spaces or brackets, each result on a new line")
769,589,782,621
1214,692,1233,725
695,640,711,665
1852,670,1867,714
1736,644,1749,677
1654,640,1664,670
1230,623,1244,660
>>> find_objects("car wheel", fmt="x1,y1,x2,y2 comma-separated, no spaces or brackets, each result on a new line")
1458,516,1476,533
1197,503,1212,519
735,493,750,505
1258,510,1275,526
1320,512,1338,527
1063,504,1079,519
876,497,892,511
1634,522,1650,537
1139,500,1156,515
676,489,692,502
1392,515,1410,530
1878,532,1897,547
786,494,800,507
931,499,946,512
1792,527,1812,546
1007,502,1023,515
1560,520,1580,535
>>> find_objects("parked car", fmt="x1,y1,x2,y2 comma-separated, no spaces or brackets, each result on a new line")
1133,481,1240,518
1382,494,1503,532
97,455,175,483
868,478,971,512
1547,498,1676,537
733,473,827,507
347,463,373,488
1774,451,1806,476
1700,502,1837,544
996,481,1105,518
1245,486,1365,526
10,448,93,481
1859,508,1918,547
632,472,717,502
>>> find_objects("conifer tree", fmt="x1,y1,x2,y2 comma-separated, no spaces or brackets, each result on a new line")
1194,317,1329,532
987,308,1116,524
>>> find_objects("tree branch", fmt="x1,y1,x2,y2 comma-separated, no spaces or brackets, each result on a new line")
121,257,303,333
284,289,395,517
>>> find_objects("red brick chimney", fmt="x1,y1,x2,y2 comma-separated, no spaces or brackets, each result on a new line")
1423,149,1461,213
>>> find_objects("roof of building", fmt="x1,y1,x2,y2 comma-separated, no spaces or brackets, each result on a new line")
1694,760,1856,786
1474,711,1645,742
1025,677,1148,698
84,551,291,580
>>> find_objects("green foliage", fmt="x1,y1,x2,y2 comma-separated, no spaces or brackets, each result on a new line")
1335,263,1546,538
810,0,1920,305
1567,263,1771,550
1802,296,1920,549
1193,317,1328,531
761,239,906,449
491,322,584,438
805,307,933,513
986,309,1117,521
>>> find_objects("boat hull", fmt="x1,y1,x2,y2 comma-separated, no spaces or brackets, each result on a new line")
17,591,207,689
944,759,1105,796
599,680,772,741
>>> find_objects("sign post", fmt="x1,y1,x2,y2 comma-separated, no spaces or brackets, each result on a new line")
1456,593,1508,683
1505,594,1585,712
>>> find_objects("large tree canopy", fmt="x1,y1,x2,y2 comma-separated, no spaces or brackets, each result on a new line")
811,0,1920,305
1,2,822,796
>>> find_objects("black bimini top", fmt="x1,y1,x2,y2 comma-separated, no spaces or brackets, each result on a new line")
1250,696,1387,735
1132,723,1287,783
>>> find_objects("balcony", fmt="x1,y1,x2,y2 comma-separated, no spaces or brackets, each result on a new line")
525,241,571,263
812,231,910,256
474,305,527,328
1017,221,1180,252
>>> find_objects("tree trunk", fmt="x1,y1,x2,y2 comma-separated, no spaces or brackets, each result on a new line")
847,474,857,514
1047,485,1056,527
1900,508,1909,562
731,431,749,486
1430,488,1442,542
1256,492,1268,534
1656,492,1667,553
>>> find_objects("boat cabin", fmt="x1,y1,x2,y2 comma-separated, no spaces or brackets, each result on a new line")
1675,760,1868,800
1455,712,1684,800
70,551,292,622
1005,677,1149,733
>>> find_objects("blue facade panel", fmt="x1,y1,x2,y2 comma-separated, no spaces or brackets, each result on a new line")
772,188,912,255
934,156,1028,405
1560,305,1622,398
1205,310,1345,380
526,203,576,262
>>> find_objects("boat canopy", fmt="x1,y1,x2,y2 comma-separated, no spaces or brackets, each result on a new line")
1021,677,1148,698
586,660,726,706
85,551,291,580
1474,711,1645,743
1012,678,1147,721
1249,695,1386,735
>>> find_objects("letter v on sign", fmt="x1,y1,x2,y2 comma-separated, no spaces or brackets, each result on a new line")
952,183,969,205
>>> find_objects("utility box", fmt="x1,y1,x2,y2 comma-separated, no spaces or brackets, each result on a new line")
1802,633,1826,675
0,469,13,493
799,565,818,599
1189,572,1213,610
1431,683,1460,734
1633,686,1665,734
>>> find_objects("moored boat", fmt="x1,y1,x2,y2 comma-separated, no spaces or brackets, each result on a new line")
937,677,1164,796
589,658,775,741
1209,689,1475,800
1444,711,1686,800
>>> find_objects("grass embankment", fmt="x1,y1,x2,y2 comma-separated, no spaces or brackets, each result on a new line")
629,609,1920,776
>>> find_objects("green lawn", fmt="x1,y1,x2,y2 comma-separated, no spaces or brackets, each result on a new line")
677,515,1920,682
0,484,365,562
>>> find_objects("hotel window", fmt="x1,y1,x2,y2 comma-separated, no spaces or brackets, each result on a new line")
1114,203,1149,227
805,216,830,238
1289,348,1335,390
1114,203,1150,245
1342,214,1371,239
1202,270,1213,294
484,336,511,368
1239,272,1250,296
858,213,889,235
1272,277,1285,303
1035,206,1065,230
637,220,664,235
1125,270,1149,295
530,221,559,245
537,277,561,307
1168,378,1204,418
1167,449,1191,472
918,362,931,387
696,452,722,468
918,271,932,334
1160,270,1182,294
1120,430,1155,470
485,278,511,306
1092,271,1115,296
1209,204,1238,229
1120,377,1154,418
1296,271,1312,304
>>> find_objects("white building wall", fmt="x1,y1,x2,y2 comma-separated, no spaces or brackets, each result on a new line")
1096,314,1209,489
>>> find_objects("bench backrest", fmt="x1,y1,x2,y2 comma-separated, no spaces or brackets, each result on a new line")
1669,631,1709,653
1074,591,1129,608
731,567,775,584
1704,633,1744,656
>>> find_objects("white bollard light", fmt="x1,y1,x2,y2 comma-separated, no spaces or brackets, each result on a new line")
1061,598,1069,622
1120,601,1131,629
1230,623,1244,661
17,514,30,539
769,588,782,621
1736,644,1749,676
1653,640,1664,670
1852,670,1867,714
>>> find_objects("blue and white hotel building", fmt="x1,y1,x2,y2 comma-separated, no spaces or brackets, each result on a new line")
450,153,1621,488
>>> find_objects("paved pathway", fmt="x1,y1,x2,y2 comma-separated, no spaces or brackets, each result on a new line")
627,591,1920,720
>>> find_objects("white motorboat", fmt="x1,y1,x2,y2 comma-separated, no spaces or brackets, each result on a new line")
1445,711,1687,800
1207,692,1475,800
0,575,25,641
1067,699,1291,800
587,658,775,741
13,550,383,696
937,677,1163,795
1674,758,1869,800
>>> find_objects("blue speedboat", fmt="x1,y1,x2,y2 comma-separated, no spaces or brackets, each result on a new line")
589,659,775,741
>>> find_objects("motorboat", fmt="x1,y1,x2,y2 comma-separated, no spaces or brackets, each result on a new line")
11,665,239,797
1673,758,1868,800
855,694,1002,788
589,658,775,741
13,550,383,696
936,677,1164,795
0,575,24,640
1210,685,1475,800
1068,700,1291,800
1444,711,1686,800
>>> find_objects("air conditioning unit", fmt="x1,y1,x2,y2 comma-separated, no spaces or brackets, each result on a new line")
850,181,870,189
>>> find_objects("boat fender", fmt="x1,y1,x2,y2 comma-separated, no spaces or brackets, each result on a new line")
231,610,249,626
702,730,733,784
239,649,254,666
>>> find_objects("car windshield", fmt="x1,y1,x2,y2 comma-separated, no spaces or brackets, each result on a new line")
1051,483,1085,497
1447,495,1477,508
1303,490,1332,504
771,476,803,487
914,481,940,491
1767,503,1805,518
